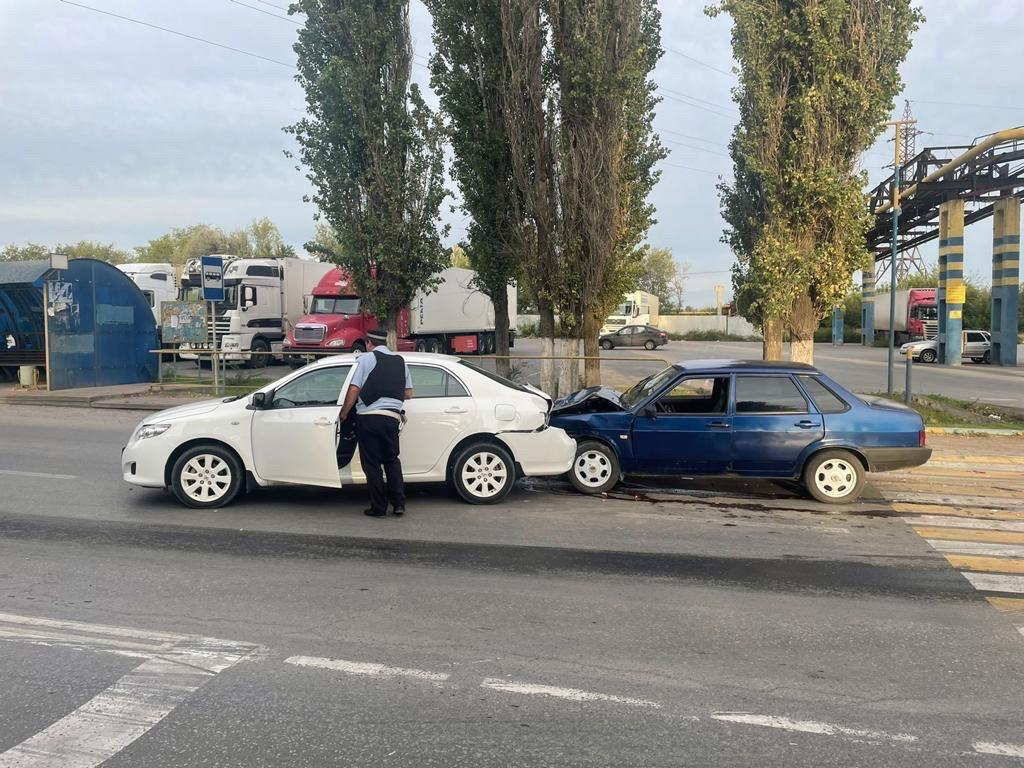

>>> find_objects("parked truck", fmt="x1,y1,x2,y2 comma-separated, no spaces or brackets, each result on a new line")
873,288,938,345
283,266,516,364
600,291,660,335
179,257,334,367
117,263,177,326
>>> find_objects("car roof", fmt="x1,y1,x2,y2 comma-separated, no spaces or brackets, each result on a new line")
305,351,464,369
673,358,819,373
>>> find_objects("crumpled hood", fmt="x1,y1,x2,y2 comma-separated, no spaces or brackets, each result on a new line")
145,399,224,424
551,386,625,415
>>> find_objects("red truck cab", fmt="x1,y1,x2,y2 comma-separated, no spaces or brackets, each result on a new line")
906,288,938,340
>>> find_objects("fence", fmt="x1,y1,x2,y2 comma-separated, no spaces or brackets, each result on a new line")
515,314,760,338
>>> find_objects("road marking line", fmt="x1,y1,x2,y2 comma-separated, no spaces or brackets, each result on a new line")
710,713,917,744
893,503,1024,521
480,678,662,709
0,613,257,768
285,655,449,683
986,597,1024,614
927,540,1024,558
914,527,1024,545
0,469,77,480
962,572,1024,594
899,467,1024,480
974,741,1024,758
944,555,1024,574
905,515,1024,533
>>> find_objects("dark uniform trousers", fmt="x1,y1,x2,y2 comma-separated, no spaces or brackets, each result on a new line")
356,413,405,514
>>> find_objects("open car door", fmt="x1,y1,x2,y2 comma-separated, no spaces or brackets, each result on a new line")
250,363,354,487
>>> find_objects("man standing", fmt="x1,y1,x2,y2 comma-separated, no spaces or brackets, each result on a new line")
339,328,413,517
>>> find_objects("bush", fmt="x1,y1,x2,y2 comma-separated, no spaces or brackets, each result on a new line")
666,329,760,342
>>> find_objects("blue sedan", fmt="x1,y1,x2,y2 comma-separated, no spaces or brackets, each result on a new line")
549,359,931,504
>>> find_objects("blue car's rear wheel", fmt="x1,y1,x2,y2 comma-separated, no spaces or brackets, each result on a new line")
802,450,865,504
569,441,620,495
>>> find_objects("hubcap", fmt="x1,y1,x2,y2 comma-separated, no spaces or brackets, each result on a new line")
574,450,611,488
813,459,856,498
180,454,232,502
461,452,508,498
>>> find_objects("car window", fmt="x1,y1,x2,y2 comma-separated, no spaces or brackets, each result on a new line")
272,365,351,409
458,361,531,394
654,377,729,415
797,375,849,414
621,366,680,408
408,364,469,398
735,375,809,414
966,332,985,342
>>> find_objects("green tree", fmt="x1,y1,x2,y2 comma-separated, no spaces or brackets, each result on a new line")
248,217,291,260
428,0,521,374
710,0,922,362
637,247,677,308
551,0,666,385
58,241,133,264
1,243,50,262
134,224,250,267
290,0,449,346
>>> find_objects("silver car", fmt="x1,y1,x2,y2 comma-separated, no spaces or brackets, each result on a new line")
899,330,991,364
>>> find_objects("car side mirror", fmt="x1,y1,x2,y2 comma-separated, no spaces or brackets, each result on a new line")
643,405,657,419
251,391,268,410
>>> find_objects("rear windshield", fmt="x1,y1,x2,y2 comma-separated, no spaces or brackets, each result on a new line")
458,360,532,394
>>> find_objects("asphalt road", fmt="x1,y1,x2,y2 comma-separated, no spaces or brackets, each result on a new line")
1,405,1023,767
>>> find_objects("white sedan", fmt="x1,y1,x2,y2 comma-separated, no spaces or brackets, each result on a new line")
122,353,576,508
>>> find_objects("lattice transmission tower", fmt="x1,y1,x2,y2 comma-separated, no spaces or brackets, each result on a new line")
892,100,928,280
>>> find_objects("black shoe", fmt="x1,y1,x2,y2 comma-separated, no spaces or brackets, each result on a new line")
391,507,405,517
364,508,386,518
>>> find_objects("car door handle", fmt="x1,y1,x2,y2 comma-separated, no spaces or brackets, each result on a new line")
795,420,821,429
313,417,334,427
445,407,469,414
707,421,730,429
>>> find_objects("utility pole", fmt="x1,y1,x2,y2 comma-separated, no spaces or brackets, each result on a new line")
883,116,917,395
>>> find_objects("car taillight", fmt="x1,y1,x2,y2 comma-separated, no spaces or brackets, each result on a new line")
919,429,927,447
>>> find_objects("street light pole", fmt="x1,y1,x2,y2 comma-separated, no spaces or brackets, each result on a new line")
883,117,916,395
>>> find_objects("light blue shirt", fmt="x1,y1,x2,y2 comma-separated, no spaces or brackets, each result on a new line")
349,346,412,413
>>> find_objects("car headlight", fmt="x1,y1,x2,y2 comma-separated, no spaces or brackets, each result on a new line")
326,338,348,347
136,423,171,441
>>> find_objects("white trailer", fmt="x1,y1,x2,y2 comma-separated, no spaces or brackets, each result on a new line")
117,263,177,325
601,290,660,334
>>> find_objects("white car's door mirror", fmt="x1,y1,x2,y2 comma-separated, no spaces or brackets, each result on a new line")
251,391,269,410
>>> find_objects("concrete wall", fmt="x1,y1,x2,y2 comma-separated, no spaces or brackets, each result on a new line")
516,314,759,338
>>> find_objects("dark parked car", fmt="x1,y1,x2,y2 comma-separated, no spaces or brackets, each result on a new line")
599,324,668,350
549,359,931,504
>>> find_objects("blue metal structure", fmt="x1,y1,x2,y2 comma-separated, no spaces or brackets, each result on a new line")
0,258,157,389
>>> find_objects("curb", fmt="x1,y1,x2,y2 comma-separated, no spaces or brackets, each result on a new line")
926,426,1024,437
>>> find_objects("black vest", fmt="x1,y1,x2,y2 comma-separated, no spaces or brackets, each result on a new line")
358,350,406,408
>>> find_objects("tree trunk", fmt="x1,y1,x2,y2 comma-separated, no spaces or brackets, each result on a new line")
493,287,511,377
538,299,557,396
762,316,783,360
557,337,583,395
386,306,400,350
582,312,601,387
787,290,818,365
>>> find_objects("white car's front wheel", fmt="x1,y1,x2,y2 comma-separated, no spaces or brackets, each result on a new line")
171,445,244,509
451,443,515,504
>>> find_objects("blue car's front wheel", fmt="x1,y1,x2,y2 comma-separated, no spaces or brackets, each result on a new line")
569,441,620,495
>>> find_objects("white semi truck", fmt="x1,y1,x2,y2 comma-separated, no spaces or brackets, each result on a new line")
601,291,660,335
117,263,178,325
179,257,334,367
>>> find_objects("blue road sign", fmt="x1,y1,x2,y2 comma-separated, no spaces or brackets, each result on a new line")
200,255,224,302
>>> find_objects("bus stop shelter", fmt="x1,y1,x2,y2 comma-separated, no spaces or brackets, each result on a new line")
0,257,157,390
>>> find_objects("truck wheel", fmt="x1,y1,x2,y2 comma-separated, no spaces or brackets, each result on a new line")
802,450,865,504
171,445,244,509
352,341,366,353
426,337,442,354
569,441,620,495
919,349,937,364
600,339,613,350
415,339,427,353
451,442,515,504
247,339,269,369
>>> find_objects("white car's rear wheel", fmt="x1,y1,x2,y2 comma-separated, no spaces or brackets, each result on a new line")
451,443,514,504
171,445,243,509
568,441,620,495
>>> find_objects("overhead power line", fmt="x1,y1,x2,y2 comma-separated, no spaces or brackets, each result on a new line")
59,0,296,68
663,46,736,78
656,126,729,148
660,160,726,176
911,98,1024,113
659,86,737,114
228,0,300,25
663,139,730,158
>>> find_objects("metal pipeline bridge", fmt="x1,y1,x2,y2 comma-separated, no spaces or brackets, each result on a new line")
863,128,1023,366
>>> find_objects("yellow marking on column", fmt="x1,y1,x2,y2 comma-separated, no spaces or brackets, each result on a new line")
945,555,1024,574
914,527,1024,544
891,503,1024,521
986,596,1024,614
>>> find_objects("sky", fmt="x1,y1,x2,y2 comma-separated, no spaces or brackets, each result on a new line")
1,0,1021,307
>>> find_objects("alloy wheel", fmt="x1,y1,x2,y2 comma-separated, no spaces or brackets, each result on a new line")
460,451,509,499
179,454,233,503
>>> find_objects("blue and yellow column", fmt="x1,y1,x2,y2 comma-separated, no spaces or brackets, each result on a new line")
991,197,1020,366
861,261,875,345
938,200,965,366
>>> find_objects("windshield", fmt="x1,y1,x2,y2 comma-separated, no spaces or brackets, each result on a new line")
620,365,679,408
214,283,239,315
179,285,202,303
311,296,361,314
459,361,532,395
912,306,938,321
